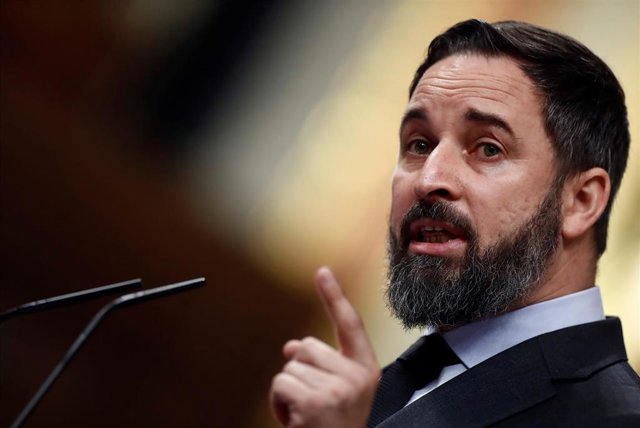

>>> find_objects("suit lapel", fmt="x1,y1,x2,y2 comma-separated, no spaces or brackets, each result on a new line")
376,338,556,427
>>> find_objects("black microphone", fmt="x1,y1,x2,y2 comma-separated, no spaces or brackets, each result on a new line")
0,278,143,323
10,277,206,428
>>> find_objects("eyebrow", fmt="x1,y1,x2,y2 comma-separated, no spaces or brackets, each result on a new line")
464,108,515,137
399,106,516,138
399,108,428,135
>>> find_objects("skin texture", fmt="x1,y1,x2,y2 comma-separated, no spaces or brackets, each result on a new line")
269,54,610,427
392,54,609,307
393,54,556,255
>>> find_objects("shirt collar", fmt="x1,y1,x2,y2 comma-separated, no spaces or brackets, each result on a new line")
439,287,605,369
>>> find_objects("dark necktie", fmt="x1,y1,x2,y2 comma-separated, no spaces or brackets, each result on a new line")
367,333,461,427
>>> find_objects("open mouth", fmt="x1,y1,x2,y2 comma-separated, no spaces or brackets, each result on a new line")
415,226,457,243
409,219,467,245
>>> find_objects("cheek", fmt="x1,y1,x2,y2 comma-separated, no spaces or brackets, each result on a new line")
472,187,544,247
390,171,415,232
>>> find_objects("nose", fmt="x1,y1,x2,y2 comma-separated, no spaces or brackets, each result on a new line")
413,141,462,202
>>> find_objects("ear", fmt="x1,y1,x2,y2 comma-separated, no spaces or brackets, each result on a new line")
561,167,611,240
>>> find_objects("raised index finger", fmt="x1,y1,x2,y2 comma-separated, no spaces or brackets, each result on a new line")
314,266,376,366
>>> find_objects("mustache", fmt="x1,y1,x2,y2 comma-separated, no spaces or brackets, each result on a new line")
399,200,476,250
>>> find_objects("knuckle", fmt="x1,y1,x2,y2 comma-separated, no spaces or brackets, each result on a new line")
271,372,287,390
341,312,364,332
301,336,319,347
298,337,327,358
283,360,298,373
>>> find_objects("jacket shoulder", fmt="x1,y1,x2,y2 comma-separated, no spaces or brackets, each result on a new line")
493,353,640,427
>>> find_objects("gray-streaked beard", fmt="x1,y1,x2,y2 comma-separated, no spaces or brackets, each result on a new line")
386,188,561,331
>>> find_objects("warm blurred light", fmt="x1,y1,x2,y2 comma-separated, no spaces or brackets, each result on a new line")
187,1,639,370
1,1,637,427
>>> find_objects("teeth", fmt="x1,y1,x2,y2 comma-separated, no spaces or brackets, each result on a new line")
421,226,444,232
425,235,451,243
416,225,454,243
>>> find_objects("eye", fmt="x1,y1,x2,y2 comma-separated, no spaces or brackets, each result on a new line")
479,142,502,158
406,139,431,155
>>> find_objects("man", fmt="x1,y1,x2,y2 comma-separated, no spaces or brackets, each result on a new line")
269,19,640,427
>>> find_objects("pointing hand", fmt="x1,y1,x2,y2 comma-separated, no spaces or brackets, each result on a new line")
270,267,380,428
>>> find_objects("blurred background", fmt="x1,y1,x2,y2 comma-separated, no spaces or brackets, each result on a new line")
0,1,637,427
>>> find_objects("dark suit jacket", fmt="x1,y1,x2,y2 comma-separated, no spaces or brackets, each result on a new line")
375,318,640,427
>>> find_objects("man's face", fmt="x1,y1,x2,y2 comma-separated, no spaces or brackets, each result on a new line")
387,54,561,329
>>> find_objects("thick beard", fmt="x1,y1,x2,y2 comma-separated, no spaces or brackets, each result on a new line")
386,188,561,331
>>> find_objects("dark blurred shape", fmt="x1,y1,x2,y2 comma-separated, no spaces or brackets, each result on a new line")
0,1,318,427
136,0,285,152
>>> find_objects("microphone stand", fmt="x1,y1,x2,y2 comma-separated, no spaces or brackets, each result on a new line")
6,278,205,428
0,279,142,323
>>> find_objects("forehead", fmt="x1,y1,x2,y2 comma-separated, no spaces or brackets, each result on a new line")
408,54,543,122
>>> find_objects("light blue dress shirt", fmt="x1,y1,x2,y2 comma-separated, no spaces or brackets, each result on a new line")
406,287,605,406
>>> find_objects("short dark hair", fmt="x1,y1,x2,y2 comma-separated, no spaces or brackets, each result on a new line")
409,19,630,256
